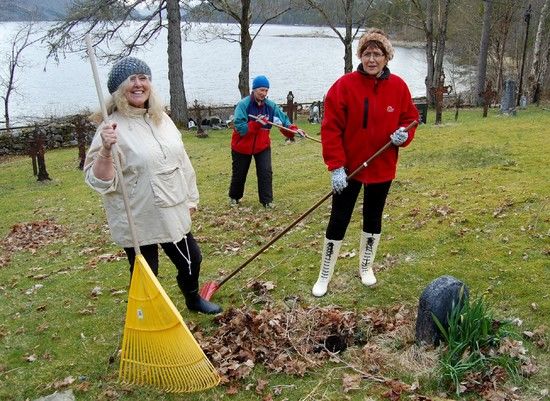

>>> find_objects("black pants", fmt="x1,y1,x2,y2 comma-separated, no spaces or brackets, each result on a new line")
326,180,392,240
124,232,202,293
229,148,273,205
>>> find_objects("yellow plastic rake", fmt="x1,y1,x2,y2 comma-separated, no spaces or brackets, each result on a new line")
85,36,219,393
119,255,219,392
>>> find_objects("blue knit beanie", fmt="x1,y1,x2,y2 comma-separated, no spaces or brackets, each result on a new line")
252,75,270,90
107,57,152,94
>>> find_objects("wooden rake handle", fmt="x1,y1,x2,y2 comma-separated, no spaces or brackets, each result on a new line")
217,119,418,287
85,35,141,255
248,114,321,143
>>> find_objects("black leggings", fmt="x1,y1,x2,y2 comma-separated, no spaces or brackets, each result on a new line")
123,232,202,293
326,180,392,240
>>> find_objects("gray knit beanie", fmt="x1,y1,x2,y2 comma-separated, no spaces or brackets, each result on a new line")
107,57,152,94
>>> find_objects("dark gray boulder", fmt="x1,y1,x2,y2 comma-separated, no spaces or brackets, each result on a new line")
415,275,469,346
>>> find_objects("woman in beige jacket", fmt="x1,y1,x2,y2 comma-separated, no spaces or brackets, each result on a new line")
84,57,221,314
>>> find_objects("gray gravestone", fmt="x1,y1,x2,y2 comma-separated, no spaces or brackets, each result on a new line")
519,95,528,109
415,275,469,346
500,80,516,115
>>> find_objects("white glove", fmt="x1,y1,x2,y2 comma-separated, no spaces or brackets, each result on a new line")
331,167,348,194
390,127,408,146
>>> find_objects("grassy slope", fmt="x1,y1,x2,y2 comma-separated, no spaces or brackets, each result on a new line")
0,107,548,400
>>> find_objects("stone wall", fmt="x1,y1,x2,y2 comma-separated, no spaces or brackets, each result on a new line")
0,114,96,156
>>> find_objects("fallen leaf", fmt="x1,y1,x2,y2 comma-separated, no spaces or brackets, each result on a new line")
91,286,102,297
226,385,239,395
342,373,361,393
255,378,269,394
53,376,75,389
25,284,43,295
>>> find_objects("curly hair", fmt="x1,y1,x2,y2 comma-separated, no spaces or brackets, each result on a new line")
90,77,165,125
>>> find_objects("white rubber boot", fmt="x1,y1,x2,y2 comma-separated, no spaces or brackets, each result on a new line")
359,232,381,286
312,238,342,297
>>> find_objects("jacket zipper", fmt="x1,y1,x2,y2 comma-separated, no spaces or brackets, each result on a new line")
143,115,166,159
362,98,369,129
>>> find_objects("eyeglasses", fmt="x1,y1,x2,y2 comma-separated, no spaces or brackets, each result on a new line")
361,51,385,60
128,74,150,84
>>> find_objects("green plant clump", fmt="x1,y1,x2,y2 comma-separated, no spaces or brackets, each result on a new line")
434,292,520,396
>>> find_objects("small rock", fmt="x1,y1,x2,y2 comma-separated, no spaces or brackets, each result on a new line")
33,389,75,401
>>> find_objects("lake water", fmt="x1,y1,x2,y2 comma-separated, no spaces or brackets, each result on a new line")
0,22,436,126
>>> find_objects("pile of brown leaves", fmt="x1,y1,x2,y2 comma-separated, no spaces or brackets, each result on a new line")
191,300,543,400
195,304,414,384
0,219,66,267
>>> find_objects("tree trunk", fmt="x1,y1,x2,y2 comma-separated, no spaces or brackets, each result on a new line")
238,2,252,98
238,35,252,98
3,96,9,130
344,38,353,73
343,0,353,73
76,120,86,170
494,5,514,97
4,60,15,130
433,0,451,96
517,5,532,106
166,0,188,127
528,0,549,104
35,131,51,181
476,0,493,106
422,0,435,104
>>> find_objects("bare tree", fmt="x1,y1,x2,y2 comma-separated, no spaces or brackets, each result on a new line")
475,0,493,106
490,1,516,96
0,22,39,129
402,0,454,104
45,0,190,127
194,0,291,98
303,0,374,73
528,0,550,104
166,0,188,125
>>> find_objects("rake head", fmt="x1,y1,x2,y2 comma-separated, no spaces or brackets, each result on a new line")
119,255,220,392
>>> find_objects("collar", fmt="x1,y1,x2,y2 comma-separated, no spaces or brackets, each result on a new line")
357,64,390,80
127,105,148,118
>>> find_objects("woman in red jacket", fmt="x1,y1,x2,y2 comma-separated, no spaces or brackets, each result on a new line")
312,28,419,297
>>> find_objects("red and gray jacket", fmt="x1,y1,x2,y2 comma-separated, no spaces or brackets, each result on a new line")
321,65,419,184
231,94,293,155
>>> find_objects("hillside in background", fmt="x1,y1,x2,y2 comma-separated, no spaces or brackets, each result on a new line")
0,0,70,21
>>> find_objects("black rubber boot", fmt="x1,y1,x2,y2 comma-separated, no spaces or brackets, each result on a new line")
183,290,222,314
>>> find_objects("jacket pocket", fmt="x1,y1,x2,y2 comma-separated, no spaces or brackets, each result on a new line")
150,166,187,207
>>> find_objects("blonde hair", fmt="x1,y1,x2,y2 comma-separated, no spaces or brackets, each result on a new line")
90,77,165,125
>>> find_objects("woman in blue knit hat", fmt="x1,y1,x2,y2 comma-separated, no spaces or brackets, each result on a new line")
229,75,305,208
84,57,221,314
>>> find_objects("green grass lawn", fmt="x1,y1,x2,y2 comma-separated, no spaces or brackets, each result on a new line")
0,107,548,400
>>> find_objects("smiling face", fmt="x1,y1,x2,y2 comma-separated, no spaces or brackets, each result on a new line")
360,44,388,76
123,74,151,108
253,87,269,103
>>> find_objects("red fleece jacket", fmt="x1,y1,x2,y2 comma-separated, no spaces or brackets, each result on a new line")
321,67,419,184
